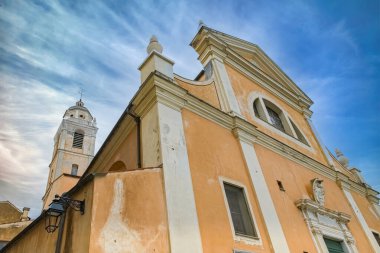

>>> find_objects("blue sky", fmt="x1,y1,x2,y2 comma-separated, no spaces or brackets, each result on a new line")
0,0,379,218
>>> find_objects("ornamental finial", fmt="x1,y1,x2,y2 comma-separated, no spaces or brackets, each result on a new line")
335,148,349,168
198,20,205,29
147,35,163,54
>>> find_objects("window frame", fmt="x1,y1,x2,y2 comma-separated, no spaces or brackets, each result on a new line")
72,130,84,149
219,177,262,245
248,92,313,151
372,230,380,247
322,235,350,253
71,164,79,176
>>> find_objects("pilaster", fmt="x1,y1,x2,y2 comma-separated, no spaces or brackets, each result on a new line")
233,121,291,253
338,178,380,252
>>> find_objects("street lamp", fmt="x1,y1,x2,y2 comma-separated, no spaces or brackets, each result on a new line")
45,195,85,233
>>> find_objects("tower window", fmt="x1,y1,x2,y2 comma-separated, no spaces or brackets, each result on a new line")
223,182,258,238
71,164,78,176
73,131,84,149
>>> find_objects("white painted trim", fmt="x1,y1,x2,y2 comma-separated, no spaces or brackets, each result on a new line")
296,199,358,253
156,102,203,253
247,91,314,152
307,118,336,169
238,140,290,253
211,58,242,116
218,176,262,246
342,188,380,252
174,73,214,86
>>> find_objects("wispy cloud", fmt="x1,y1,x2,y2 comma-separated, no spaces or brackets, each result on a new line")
0,0,379,217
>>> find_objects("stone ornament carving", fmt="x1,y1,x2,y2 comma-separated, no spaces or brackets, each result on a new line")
312,178,325,206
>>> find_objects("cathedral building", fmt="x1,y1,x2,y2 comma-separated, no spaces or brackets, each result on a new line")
2,25,380,253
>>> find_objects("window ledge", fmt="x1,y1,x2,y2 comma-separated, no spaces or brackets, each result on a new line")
234,234,262,246
254,116,314,153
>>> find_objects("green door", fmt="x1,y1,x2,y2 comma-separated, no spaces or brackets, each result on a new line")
324,237,345,253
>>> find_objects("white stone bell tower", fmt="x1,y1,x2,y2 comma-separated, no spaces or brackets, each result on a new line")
42,99,98,209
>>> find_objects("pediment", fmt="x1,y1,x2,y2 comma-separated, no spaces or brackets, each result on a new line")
192,26,313,107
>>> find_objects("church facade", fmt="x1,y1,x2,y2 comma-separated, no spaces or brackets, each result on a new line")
2,25,380,253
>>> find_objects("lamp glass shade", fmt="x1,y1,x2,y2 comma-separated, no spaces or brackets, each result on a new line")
45,200,64,233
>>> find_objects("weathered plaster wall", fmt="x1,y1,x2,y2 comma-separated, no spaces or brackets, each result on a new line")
175,78,221,109
254,144,375,252
43,175,79,210
89,169,169,253
0,221,31,242
105,125,138,172
225,64,329,166
182,109,272,253
141,104,161,168
0,204,21,225
60,180,94,253
3,216,57,253
351,191,380,233
61,152,91,175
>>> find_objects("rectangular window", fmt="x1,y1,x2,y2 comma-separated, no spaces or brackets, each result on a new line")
73,132,84,149
223,183,258,238
71,164,78,176
323,237,345,253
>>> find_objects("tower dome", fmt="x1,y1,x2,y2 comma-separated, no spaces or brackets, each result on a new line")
63,99,94,123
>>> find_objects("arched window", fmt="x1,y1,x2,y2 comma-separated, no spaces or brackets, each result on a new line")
251,95,311,147
71,164,78,176
266,106,285,132
109,161,127,172
263,99,289,133
289,119,308,145
253,98,266,121
73,130,84,149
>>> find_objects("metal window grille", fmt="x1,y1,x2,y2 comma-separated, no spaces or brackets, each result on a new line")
266,107,285,132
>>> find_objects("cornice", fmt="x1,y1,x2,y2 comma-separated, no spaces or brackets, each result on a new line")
174,74,214,86
295,199,351,224
191,26,313,118
147,74,376,200
81,70,377,203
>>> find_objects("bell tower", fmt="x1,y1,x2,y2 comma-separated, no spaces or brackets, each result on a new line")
42,99,98,209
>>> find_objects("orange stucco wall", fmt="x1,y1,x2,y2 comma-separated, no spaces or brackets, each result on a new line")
4,168,168,253
225,64,329,167
176,78,221,109
351,191,380,233
182,106,375,252
105,125,138,172
43,175,79,210
89,169,169,253
182,109,272,252
254,144,375,252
